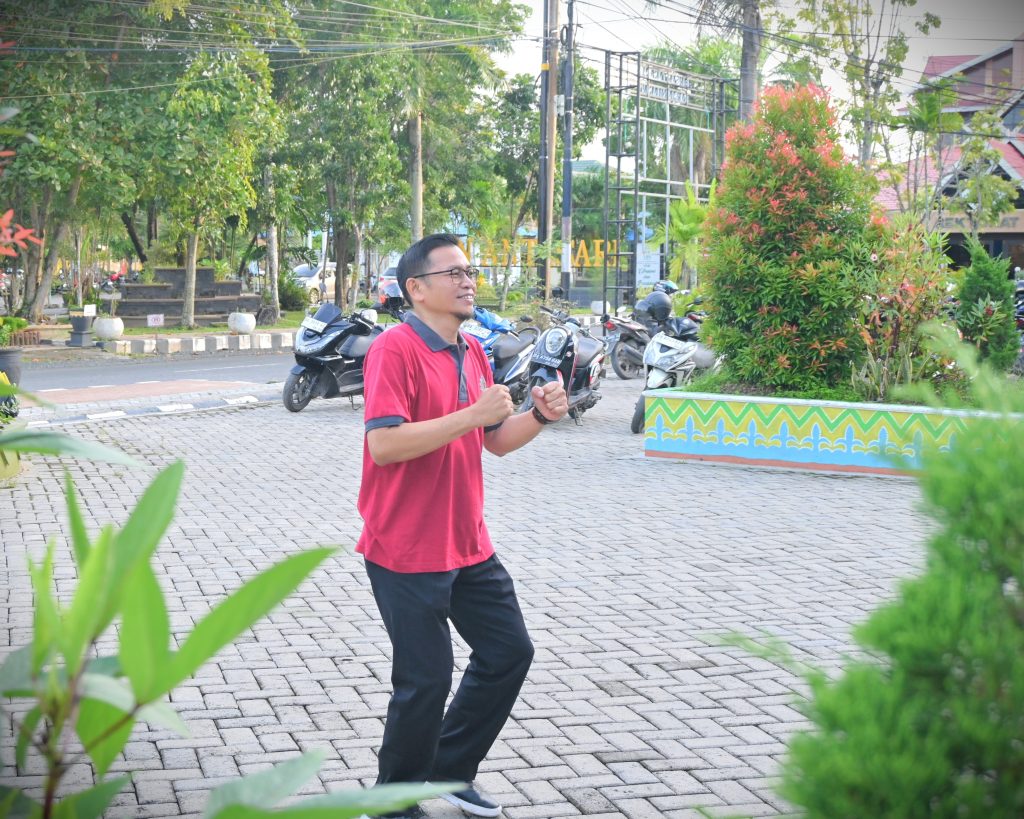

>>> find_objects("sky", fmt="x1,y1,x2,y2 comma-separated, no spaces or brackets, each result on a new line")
495,0,1024,157
499,0,1023,81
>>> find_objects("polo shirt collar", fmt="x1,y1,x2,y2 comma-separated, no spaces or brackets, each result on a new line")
404,312,466,352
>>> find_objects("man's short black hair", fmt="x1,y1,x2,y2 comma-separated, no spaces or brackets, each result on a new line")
396,233,461,303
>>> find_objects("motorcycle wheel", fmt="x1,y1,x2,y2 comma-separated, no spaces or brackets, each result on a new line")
630,395,646,434
283,370,317,412
517,375,549,413
610,339,644,380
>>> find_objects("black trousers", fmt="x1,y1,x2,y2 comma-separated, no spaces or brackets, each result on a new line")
365,554,534,786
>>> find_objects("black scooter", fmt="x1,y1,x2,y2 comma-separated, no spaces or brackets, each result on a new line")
519,306,606,423
283,295,402,412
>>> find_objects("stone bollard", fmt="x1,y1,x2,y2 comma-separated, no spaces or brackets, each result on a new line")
179,337,207,354
156,337,182,355
128,338,156,355
271,332,294,350
102,340,131,355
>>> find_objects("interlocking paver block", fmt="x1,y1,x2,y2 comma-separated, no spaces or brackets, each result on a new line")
0,377,932,817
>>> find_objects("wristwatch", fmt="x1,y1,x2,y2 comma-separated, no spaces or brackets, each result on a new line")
531,406,557,426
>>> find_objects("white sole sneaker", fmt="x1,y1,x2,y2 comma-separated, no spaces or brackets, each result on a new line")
439,791,502,817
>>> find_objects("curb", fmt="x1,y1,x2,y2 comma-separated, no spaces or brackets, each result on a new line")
19,386,285,427
100,331,293,356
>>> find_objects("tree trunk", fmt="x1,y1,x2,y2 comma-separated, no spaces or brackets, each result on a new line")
21,189,52,315
182,227,200,328
409,111,423,242
266,219,280,323
31,172,84,321
739,0,762,122
120,211,147,262
147,202,158,246
235,232,258,279
333,226,350,311
350,223,362,307
262,165,281,323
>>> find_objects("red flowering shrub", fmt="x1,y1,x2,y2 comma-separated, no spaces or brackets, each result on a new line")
853,216,953,401
702,85,878,391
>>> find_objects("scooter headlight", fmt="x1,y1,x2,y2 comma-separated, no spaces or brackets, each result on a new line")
543,327,569,357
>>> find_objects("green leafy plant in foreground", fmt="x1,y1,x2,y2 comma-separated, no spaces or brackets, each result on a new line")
762,332,1024,817
0,385,455,817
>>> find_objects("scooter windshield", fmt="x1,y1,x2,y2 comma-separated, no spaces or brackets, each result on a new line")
312,302,343,325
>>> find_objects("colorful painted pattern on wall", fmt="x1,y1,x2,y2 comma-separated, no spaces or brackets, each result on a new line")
643,391,979,473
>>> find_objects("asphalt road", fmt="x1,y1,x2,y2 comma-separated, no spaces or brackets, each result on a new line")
19,350,293,391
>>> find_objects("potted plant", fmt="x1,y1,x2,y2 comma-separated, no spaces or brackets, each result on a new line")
0,314,28,386
93,292,124,341
228,309,256,334
67,302,96,347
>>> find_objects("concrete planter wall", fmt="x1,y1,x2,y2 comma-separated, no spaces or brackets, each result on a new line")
641,389,984,475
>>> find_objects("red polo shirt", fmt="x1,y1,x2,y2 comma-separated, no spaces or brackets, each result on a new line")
356,314,496,573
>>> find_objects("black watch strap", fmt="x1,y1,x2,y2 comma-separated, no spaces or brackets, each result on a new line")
531,406,556,426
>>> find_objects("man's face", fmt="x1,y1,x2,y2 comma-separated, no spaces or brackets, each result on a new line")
408,244,477,321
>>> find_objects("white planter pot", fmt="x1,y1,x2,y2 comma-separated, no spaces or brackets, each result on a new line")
228,311,256,334
93,316,124,341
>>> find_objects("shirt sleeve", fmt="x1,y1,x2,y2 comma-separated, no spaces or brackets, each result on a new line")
363,334,414,432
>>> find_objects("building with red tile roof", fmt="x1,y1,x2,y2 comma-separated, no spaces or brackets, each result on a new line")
879,33,1024,271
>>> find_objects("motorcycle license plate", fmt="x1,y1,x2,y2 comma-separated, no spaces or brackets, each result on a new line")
301,316,327,333
462,323,491,340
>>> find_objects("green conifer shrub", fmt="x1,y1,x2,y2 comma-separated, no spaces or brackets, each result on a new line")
955,238,1018,371
702,85,877,391
780,340,1024,817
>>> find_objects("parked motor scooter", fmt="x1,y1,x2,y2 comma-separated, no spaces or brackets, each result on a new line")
461,306,538,405
283,289,404,412
603,283,695,380
519,306,606,423
630,315,722,433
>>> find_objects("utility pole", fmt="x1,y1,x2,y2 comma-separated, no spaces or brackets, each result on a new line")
537,0,559,300
560,0,575,299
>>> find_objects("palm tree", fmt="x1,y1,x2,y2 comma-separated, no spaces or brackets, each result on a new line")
649,180,717,289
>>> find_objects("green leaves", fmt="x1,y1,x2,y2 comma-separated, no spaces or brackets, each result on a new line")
51,777,131,819
0,428,137,465
119,562,170,702
206,772,460,819
203,750,327,817
167,547,334,690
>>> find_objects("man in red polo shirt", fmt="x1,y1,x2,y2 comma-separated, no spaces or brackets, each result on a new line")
357,233,568,819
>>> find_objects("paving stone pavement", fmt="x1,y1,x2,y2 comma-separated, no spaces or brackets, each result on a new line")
0,376,933,818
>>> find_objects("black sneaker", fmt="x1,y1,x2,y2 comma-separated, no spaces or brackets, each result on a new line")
440,787,502,817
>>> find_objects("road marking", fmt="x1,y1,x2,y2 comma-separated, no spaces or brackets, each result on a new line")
86,410,127,420
89,384,115,389
223,395,259,405
158,403,195,413
136,380,161,384
26,420,50,427
36,388,67,393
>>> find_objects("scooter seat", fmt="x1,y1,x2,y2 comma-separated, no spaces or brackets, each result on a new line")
492,333,532,359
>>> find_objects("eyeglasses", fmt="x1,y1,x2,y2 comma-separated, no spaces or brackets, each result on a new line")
409,266,481,284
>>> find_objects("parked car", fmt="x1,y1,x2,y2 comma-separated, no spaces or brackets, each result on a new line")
292,262,336,305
